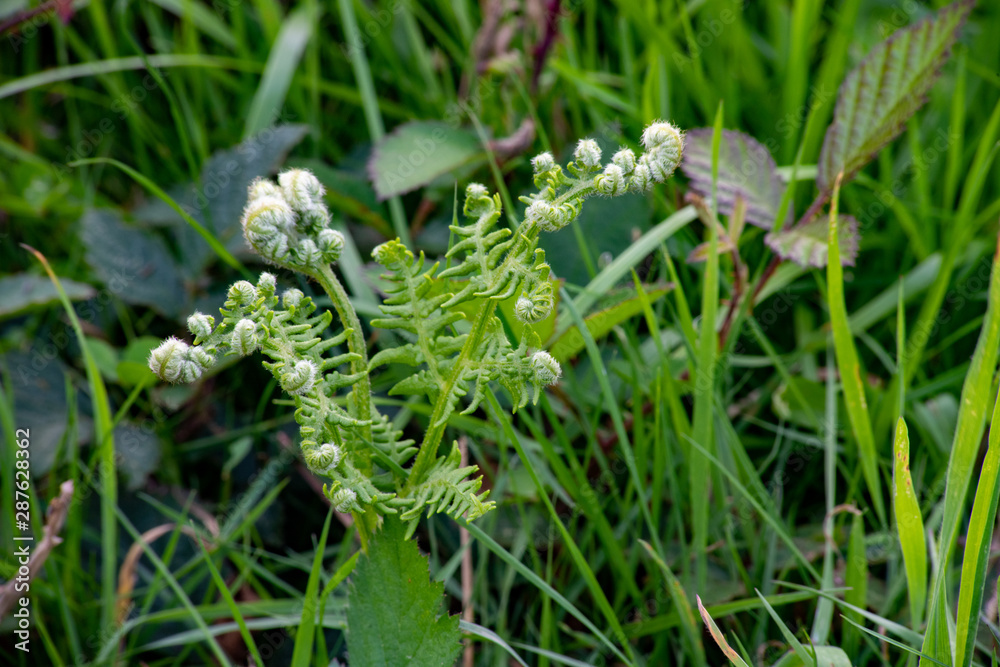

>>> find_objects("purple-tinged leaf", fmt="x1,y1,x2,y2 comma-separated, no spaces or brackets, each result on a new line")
766,213,859,268
680,128,789,230
816,0,973,194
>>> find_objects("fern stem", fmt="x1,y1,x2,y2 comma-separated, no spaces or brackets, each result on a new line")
314,264,373,437
406,300,496,490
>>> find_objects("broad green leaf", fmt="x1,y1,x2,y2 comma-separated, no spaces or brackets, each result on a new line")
955,391,1000,667
538,190,652,286
816,0,973,193
368,121,483,200
346,517,461,667
770,647,852,667
893,417,927,627
244,5,315,139
680,128,790,230
547,285,670,362
116,336,161,387
0,274,96,320
697,596,751,667
827,182,885,525
767,212,859,268
86,337,120,382
80,209,187,318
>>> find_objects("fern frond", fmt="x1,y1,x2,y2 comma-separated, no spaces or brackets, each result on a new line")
400,441,494,530
371,239,465,388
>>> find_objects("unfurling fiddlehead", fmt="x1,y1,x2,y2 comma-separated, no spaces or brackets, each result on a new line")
148,122,683,540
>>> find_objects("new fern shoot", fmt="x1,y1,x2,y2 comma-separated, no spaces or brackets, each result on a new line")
148,122,684,547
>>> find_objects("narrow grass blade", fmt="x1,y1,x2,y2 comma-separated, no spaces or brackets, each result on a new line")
23,245,117,636
778,581,924,645
841,617,947,666
893,417,927,627
686,438,820,581
336,0,411,247
291,507,334,666
955,389,1000,667
462,521,632,665
485,391,635,664
826,173,886,525
460,620,529,667
924,231,1000,664
197,540,265,667
67,157,250,277
639,540,705,664
113,506,232,665
755,588,815,666
564,205,697,332
692,104,724,591
697,595,751,667
843,512,867,656
811,340,839,645
244,5,315,138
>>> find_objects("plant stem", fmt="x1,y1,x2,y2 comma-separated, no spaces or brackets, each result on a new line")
405,300,496,490
315,264,373,452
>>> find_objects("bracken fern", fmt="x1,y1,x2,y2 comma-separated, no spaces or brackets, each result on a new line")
148,121,684,542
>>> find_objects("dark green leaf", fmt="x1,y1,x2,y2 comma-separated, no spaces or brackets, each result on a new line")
80,209,187,318
200,125,309,257
0,274,96,320
368,121,483,200
347,517,461,666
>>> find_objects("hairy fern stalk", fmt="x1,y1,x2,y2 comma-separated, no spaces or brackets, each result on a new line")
148,123,683,544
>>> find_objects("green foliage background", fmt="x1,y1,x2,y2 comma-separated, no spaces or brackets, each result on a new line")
2,0,1000,665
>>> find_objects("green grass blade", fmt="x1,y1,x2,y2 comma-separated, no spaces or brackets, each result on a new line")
564,205,697,332
67,157,250,277
639,540,705,664
462,521,632,665
244,4,315,139
840,617,948,667
826,175,886,525
924,233,1000,664
755,588,815,666
893,417,927,627
291,506,334,666
197,541,265,667
843,511,867,656
113,507,233,665
23,246,118,637
485,391,635,664
955,389,1000,667
692,104,724,591
335,0,411,248
686,438,821,581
